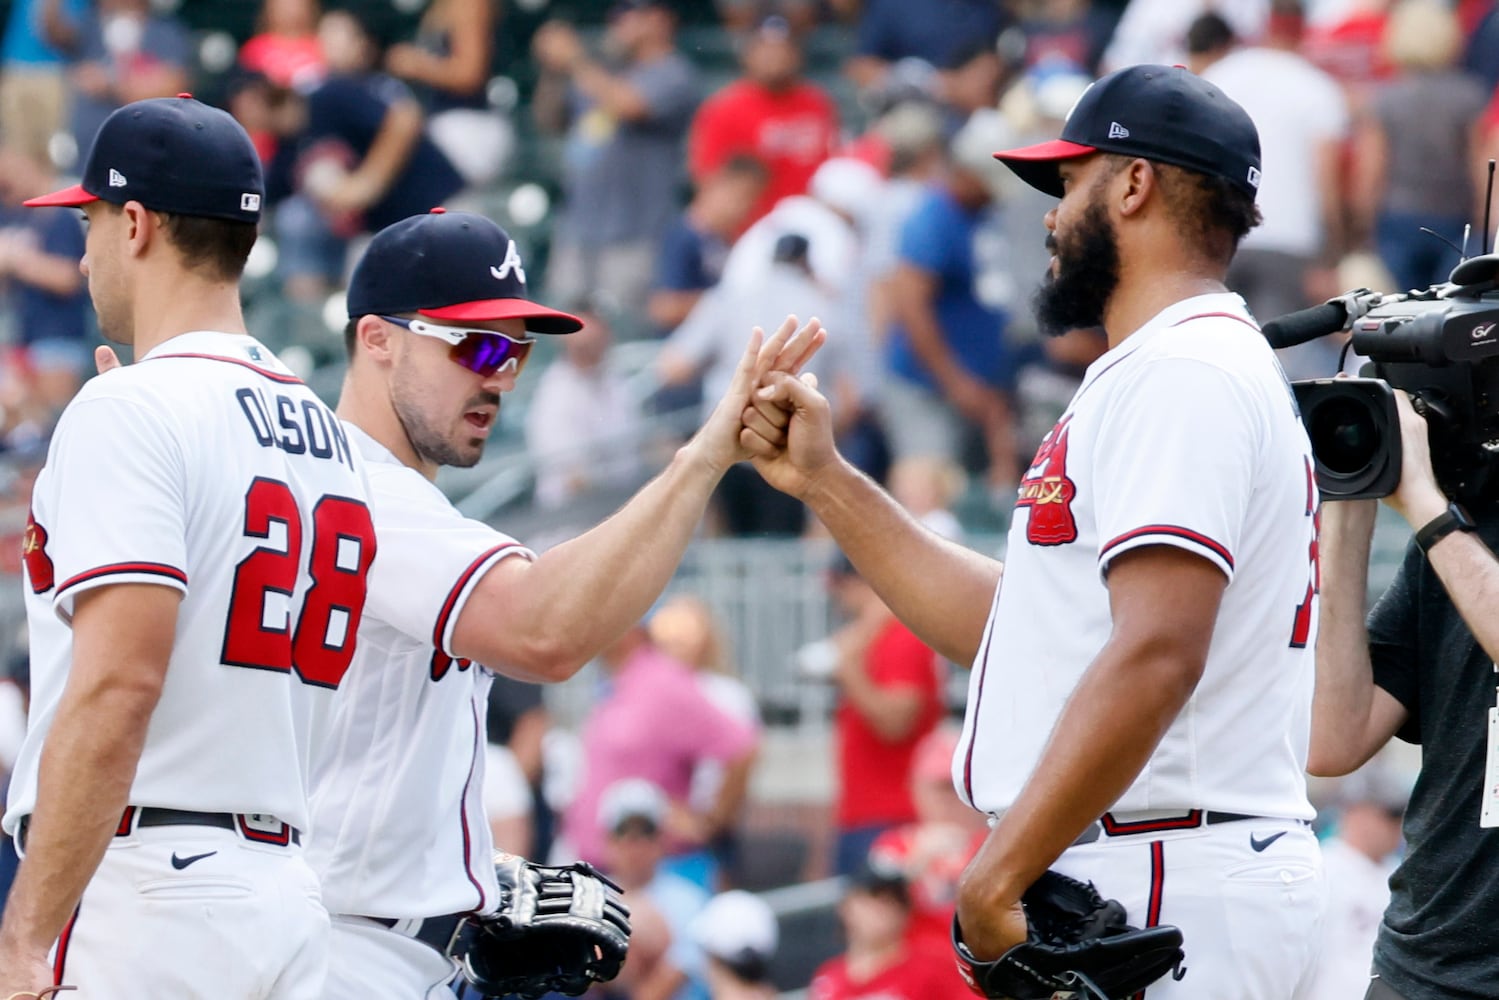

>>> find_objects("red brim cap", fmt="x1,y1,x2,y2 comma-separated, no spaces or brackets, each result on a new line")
23,182,99,208
420,298,584,336
991,138,1098,198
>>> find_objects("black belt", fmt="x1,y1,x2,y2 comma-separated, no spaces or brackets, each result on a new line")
17,807,301,852
366,912,477,958
1072,809,1275,846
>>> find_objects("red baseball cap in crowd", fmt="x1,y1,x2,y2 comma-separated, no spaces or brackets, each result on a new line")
993,63,1263,200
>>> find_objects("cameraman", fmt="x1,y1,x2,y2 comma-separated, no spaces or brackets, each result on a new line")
1313,390,1499,1000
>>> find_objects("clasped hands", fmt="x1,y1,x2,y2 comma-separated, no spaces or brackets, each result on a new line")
715,314,840,499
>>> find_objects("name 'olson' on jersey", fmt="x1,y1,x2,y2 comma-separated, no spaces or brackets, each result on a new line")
237,386,355,469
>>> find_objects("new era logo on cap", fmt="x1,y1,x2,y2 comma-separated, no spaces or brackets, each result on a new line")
1108,122,1130,139
108,169,127,188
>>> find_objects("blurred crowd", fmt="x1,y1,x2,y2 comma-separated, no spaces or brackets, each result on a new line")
0,0,1489,530
0,0,1481,994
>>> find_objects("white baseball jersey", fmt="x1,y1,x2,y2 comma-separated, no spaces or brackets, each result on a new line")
955,293,1319,820
306,424,532,919
4,331,376,837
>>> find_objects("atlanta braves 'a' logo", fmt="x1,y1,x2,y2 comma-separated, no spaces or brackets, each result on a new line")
489,239,527,284
22,507,53,593
1017,416,1078,545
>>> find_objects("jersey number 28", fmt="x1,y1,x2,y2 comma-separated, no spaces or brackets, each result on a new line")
222,477,376,688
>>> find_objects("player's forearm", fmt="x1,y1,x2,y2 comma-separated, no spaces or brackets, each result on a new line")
957,639,1200,950
489,445,724,679
0,678,154,953
805,459,999,666
1310,502,1386,775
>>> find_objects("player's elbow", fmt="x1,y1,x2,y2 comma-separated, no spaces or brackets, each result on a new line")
1305,734,1369,778
480,633,590,684
1305,747,1356,778
1116,634,1207,709
76,660,168,722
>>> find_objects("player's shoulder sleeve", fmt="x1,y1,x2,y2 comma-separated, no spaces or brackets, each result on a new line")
1091,334,1268,580
1367,540,1423,744
361,460,533,657
31,373,189,619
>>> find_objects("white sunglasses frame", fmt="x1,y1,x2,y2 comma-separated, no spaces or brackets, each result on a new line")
379,315,537,375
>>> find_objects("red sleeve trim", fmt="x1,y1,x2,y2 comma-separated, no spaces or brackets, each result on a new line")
431,544,528,654
58,561,188,595
1100,525,1234,571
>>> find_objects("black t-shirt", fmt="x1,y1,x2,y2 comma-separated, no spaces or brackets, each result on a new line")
1367,515,1499,999
485,673,543,748
279,73,464,232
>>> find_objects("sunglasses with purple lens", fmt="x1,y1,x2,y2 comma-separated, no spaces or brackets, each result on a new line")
380,315,535,377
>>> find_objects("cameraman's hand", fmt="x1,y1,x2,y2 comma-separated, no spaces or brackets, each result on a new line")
1386,390,1448,528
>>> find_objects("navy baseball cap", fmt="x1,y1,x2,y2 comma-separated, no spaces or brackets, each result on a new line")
346,209,582,335
26,95,264,224
993,64,1262,199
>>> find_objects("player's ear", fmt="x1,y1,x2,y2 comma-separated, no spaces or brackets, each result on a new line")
1117,158,1156,219
120,200,155,258
356,314,396,366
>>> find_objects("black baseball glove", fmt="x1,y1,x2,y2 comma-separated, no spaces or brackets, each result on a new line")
458,854,631,1000
952,870,1185,1000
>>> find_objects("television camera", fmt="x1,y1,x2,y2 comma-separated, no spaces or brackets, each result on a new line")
1267,248,1499,504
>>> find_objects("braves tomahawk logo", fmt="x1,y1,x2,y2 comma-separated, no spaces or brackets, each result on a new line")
22,507,54,593
1016,416,1078,545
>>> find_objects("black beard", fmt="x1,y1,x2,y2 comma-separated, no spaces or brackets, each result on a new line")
1032,199,1120,338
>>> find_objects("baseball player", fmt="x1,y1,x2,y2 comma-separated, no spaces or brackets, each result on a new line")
0,97,376,998
742,65,1325,996
308,208,821,998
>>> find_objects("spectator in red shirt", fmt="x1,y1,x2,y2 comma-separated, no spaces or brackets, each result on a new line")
809,861,958,1000
688,15,838,225
824,554,945,876
239,0,325,91
869,725,987,963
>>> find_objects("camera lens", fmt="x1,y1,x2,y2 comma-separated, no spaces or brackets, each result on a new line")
1310,396,1380,476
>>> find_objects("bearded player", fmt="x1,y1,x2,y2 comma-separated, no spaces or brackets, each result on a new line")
306,208,821,998
742,65,1325,996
